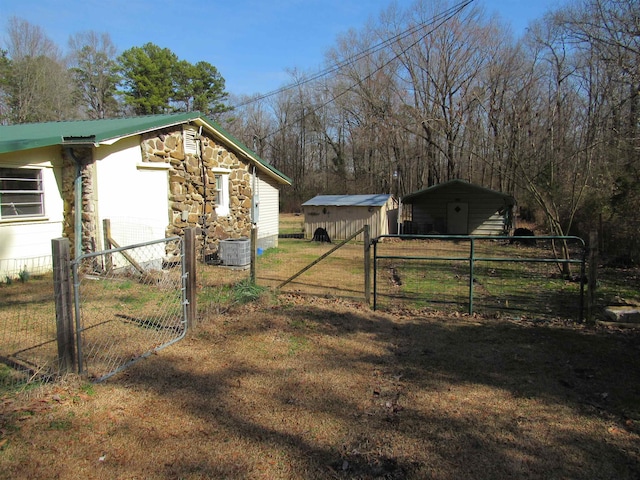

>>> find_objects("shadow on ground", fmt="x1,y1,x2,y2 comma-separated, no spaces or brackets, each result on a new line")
103,295,640,479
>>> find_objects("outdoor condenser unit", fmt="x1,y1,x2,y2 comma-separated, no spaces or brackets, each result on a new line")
218,237,251,267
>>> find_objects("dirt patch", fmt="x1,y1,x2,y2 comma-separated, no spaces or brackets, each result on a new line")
1,295,639,479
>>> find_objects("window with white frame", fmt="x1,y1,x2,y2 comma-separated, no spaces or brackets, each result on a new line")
0,168,44,219
213,174,223,205
211,172,230,216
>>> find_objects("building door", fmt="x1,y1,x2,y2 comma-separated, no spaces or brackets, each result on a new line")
447,202,468,234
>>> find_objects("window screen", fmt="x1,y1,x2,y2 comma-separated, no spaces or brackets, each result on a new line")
0,168,44,218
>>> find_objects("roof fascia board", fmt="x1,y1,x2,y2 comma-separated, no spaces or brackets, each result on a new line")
0,113,292,186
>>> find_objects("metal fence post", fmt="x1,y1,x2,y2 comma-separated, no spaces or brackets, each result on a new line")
184,228,197,329
586,230,598,324
468,237,475,315
251,225,258,284
52,237,75,373
373,239,378,311
364,225,371,305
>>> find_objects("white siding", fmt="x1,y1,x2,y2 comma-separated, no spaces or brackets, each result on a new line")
94,137,170,247
0,147,64,277
255,173,280,249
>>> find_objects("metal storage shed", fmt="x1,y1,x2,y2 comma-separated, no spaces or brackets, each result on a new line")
302,194,397,241
401,180,515,235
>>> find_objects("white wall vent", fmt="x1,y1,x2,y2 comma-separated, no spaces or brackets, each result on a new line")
183,126,199,155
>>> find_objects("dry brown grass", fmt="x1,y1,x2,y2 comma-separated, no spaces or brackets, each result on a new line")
1,292,639,479
257,239,366,298
279,213,304,235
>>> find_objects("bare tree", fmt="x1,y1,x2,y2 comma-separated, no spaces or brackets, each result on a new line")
68,31,120,119
557,0,640,259
3,17,75,122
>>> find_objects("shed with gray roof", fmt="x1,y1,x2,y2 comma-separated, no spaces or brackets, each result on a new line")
301,194,397,241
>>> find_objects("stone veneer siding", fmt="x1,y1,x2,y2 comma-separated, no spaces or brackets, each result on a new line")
61,146,98,258
140,126,253,262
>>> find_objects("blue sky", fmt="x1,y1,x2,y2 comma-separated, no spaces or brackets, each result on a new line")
0,0,566,98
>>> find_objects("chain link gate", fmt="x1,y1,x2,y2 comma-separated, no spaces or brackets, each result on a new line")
72,236,188,381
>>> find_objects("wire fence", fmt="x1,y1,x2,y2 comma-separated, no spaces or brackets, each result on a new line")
0,255,54,282
73,236,187,382
0,269,61,392
373,235,587,321
1,225,591,393
255,233,587,322
256,237,367,301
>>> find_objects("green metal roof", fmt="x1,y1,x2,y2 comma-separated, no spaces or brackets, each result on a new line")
402,179,514,204
0,112,291,185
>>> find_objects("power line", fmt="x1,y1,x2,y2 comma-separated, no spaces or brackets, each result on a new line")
232,0,476,109
257,0,475,142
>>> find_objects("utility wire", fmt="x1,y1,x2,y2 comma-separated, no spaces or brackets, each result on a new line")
232,0,475,109
256,0,475,143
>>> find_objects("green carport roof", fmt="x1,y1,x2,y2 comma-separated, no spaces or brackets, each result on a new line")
0,112,291,185
402,179,514,204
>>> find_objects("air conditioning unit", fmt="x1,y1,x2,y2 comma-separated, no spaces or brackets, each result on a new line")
218,237,251,267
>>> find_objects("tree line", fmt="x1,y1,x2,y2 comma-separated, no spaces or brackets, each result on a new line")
1,0,638,262
225,0,638,263
0,18,230,121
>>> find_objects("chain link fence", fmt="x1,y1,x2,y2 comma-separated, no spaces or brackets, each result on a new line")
0,269,60,392
73,236,187,382
1,232,193,391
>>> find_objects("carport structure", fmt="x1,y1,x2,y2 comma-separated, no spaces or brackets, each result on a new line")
401,179,515,235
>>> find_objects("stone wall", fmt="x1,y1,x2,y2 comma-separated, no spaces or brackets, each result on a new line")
140,126,253,262
61,147,98,258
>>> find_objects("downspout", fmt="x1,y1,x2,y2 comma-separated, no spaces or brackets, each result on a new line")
251,135,259,227
196,126,207,262
251,165,258,225
65,147,83,259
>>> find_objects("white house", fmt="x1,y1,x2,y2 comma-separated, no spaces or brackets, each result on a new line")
0,113,291,277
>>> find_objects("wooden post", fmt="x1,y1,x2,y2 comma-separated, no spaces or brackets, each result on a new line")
102,218,145,275
250,226,258,284
364,224,371,305
103,219,113,273
184,228,197,329
587,230,598,325
52,238,75,373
